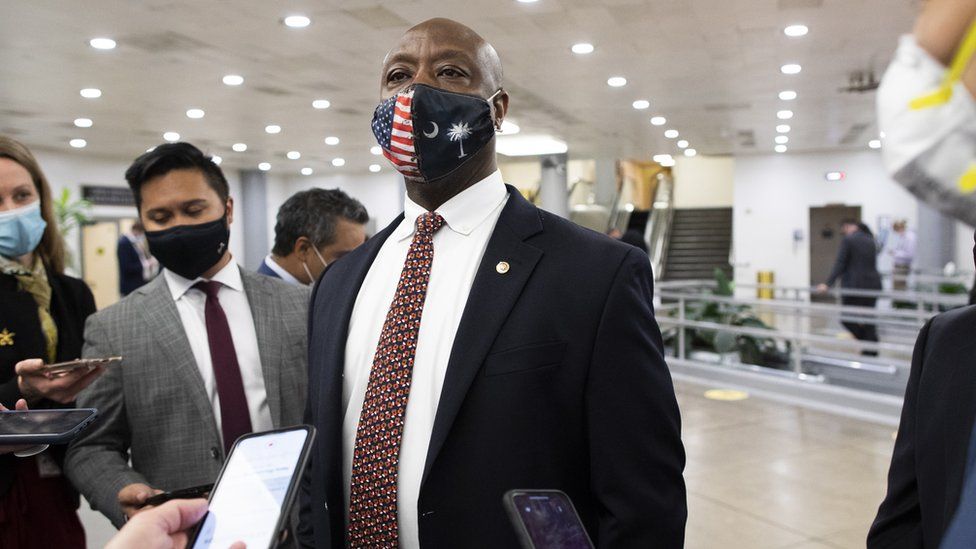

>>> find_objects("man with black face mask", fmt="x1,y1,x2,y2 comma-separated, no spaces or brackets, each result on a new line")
298,18,686,549
64,143,310,529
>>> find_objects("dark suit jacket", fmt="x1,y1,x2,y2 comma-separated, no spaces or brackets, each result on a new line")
0,267,96,498
117,236,146,296
868,306,976,547
298,186,686,548
256,258,282,279
826,230,882,291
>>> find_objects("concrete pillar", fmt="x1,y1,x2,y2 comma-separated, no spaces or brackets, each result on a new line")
240,169,268,271
593,157,617,208
915,201,956,273
539,154,569,218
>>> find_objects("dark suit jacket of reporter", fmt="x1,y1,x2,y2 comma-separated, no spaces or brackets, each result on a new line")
0,268,96,498
298,186,687,548
868,305,976,547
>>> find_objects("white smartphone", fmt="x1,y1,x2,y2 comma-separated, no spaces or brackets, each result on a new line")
187,425,316,549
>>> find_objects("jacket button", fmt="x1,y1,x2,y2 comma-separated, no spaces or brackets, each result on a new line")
210,447,220,460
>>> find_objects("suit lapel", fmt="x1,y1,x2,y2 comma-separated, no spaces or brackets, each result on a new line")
946,324,976,510
138,276,219,440
242,271,283,427
422,187,543,486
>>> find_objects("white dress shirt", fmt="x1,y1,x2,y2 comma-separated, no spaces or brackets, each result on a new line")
263,254,301,285
342,170,508,548
163,261,274,447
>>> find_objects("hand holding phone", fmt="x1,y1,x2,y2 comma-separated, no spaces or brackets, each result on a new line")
15,358,109,405
503,490,594,549
44,356,123,377
0,407,99,446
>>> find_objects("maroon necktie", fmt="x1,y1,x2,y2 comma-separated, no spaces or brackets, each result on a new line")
347,212,445,547
193,280,252,455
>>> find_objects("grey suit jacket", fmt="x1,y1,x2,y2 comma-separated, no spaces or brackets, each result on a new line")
65,267,309,527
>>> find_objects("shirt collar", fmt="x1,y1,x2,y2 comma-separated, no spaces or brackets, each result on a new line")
395,169,506,241
264,255,301,285
163,259,244,301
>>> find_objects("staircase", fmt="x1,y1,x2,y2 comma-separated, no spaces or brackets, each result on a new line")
662,208,733,281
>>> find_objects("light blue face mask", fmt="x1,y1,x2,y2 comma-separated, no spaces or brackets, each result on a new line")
0,201,47,259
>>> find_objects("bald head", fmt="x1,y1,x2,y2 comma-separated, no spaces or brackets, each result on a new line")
381,17,505,98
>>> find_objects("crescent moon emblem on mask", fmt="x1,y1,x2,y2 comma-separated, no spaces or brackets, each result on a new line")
423,121,439,138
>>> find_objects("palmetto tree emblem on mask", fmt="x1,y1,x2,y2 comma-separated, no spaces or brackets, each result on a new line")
447,122,472,158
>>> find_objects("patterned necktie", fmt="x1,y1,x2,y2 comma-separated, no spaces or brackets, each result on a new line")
348,212,445,547
193,280,253,454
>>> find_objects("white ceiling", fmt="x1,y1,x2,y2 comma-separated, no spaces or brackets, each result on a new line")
0,0,918,175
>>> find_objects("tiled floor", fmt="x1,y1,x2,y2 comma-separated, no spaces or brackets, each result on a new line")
78,378,896,548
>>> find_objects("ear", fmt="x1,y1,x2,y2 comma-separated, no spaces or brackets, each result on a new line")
492,90,510,131
293,235,312,256
225,197,234,226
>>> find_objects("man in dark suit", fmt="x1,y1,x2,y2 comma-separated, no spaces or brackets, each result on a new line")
817,219,883,355
117,221,158,296
257,188,368,285
298,18,686,549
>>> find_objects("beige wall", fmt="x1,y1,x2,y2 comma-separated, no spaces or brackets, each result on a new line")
673,155,735,209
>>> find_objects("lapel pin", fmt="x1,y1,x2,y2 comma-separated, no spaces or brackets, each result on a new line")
0,328,14,346
496,261,510,274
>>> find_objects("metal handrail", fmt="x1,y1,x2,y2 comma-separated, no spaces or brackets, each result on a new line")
646,172,674,281
658,279,968,307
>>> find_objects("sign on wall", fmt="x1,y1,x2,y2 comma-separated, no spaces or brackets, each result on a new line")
81,185,135,207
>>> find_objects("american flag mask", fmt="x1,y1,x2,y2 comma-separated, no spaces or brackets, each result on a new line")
371,84,500,183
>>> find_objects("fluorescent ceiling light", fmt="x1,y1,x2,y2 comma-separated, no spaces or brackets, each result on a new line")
74,118,93,128
89,38,116,50
312,99,331,109
211,155,222,165
370,146,382,155
69,138,87,148
232,143,247,152
324,136,340,145
777,110,794,120
301,167,313,176
652,154,673,163
775,145,788,153
369,164,382,173
258,162,271,171
332,158,346,167
775,135,789,144
287,151,301,160
779,90,797,101
684,149,697,157
80,88,101,98
571,43,594,54
163,132,180,142
265,124,281,134
632,100,650,110
869,139,882,149
776,124,791,133
784,24,809,37
781,64,802,75
284,15,310,28
607,76,627,87
186,108,205,119
676,140,689,149
222,74,244,86
664,129,679,139
650,116,666,126
496,135,569,157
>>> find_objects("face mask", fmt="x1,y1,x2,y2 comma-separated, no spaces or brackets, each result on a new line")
371,84,501,183
301,246,328,285
878,32,976,207
145,214,230,280
0,201,47,259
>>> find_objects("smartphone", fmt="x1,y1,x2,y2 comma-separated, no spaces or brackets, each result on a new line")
187,425,316,549
142,483,214,508
0,408,99,445
503,489,594,549
44,356,122,377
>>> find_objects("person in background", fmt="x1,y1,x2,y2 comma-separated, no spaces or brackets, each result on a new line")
816,218,883,355
117,221,159,296
888,219,916,291
869,1,976,546
65,142,309,528
0,136,105,548
258,188,368,285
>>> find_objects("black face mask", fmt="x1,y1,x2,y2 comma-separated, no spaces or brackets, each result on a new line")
145,215,230,280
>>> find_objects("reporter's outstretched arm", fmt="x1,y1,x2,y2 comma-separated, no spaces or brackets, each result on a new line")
105,498,245,549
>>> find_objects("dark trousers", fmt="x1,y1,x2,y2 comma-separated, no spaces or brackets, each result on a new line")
841,295,879,356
